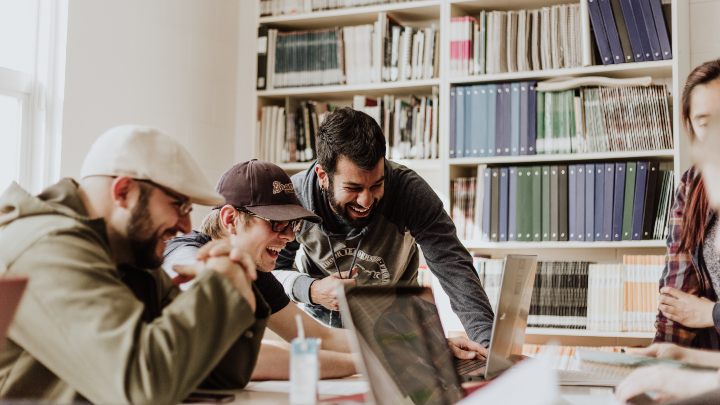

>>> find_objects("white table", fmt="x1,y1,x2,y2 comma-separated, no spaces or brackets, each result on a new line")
202,379,620,405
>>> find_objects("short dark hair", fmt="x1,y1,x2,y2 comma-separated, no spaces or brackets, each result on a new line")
316,107,386,175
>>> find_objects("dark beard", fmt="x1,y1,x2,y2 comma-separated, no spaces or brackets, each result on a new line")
126,186,164,269
326,176,376,228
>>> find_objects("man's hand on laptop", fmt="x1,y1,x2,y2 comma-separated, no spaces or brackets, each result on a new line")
310,271,357,310
447,336,487,359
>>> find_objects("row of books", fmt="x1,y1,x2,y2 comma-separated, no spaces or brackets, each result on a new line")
449,4,582,77
587,256,664,332
257,93,439,163
257,101,335,163
259,0,417,17
449,82,672,158
474,256,664,332
450,162,674,243
523,345,623,372
588,0,671,65
256,14,438,89
354,93,439,160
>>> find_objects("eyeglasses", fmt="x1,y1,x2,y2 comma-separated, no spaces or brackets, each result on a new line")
240,209,303,233
136,179,193,217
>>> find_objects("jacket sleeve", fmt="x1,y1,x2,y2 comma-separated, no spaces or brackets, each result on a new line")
655,169,702,346
274,238,317,304
390,170,494,345
7,226,261,405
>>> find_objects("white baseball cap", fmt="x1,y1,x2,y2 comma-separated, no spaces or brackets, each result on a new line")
80,125,224,206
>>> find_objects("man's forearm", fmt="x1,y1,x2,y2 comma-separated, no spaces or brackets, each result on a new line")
251,340,356,380
272,270,315,304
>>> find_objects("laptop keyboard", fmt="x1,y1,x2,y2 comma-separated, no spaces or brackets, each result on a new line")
455,357,487,376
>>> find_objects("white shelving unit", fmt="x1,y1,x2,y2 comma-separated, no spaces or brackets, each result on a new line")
254,0,690,346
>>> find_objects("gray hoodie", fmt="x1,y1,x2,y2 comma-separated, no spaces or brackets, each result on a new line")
273,160,494,344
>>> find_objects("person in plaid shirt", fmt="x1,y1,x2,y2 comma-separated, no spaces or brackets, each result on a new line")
654,60,720,349
617,59,720,404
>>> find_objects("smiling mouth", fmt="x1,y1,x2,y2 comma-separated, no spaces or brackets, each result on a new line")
265,246,282,258
348,204,372,216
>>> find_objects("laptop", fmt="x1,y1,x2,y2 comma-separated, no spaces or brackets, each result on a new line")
0,276,28,349
337,254,537,405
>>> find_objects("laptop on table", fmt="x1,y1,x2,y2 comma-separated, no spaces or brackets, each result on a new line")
337,254,538,405
0,276,28,349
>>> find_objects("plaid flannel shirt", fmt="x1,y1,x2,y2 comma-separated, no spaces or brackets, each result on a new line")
654,167,720,349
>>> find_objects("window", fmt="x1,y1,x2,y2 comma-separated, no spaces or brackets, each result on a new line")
0,0,68,193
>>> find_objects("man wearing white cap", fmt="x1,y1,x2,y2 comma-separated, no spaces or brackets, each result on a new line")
0,126,266,403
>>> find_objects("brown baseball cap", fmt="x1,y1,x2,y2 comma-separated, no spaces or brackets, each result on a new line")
216,159,320,223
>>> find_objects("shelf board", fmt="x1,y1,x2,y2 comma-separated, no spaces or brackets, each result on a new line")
450,150,675,166
278,162,313,171
451,0,578,12
526,328,654,339
462,240,666,249
393,158,442,170
259,0,441,29
450,60,673,85
258,78,440,99
279,159,441,171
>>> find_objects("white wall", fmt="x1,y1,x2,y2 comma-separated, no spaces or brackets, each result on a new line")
690,0,720,66
61,0,242,221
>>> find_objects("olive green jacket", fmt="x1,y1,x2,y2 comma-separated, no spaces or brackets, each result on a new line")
0,179,268,404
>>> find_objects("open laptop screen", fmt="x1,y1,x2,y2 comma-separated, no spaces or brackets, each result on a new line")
342,286,465,405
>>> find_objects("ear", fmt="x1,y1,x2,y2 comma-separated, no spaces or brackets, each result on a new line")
219,205,239,235
315,164,329,189
110,177,136,209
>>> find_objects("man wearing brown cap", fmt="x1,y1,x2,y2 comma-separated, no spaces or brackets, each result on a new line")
0,126,265,403
164,159,357,380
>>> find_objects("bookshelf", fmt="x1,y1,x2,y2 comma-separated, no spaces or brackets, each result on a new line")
253,0,690,346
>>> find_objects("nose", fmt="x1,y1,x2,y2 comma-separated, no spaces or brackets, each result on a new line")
357,189,373,208
177,213,192,234
279,225,295,242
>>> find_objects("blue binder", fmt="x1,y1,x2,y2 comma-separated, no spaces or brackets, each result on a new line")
602,163,615,241
569,165,577,241
482,167,492,241
598,0,625,64
576,165,586,241
478,85,489,157
486,84,497,157
527,82,537,155
588,0,615,65
450,87,457,158
519,82,529,155
612,162,626,241
649,0,672,60
585,163,595,241
639,0,662,60
456,86,466,157
619,0,646,62
511,82,521,156
594,164,605,241
465,86,475,157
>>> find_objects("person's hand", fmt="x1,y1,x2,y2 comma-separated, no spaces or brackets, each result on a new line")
310,271,357,311
174,239,258,311
615,365,720,403
626,343,687,361
659,287,715,328
447,336,487,360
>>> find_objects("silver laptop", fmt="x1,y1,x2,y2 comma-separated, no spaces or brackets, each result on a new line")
0,276,28,349
337,254,537,405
